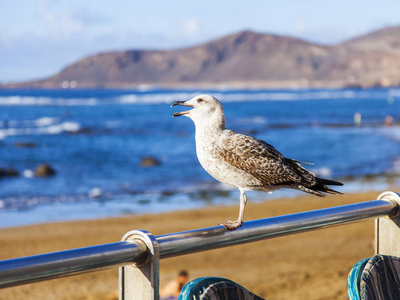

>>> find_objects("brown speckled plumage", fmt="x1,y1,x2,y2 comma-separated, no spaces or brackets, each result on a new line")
172,94,343,230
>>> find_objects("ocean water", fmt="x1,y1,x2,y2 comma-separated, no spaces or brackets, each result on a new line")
0,87,400,228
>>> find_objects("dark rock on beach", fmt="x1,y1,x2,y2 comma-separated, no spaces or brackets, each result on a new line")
140,156,161,167
0,167,19,178
67,127,93,135
13,142,38,148
34,164,56,177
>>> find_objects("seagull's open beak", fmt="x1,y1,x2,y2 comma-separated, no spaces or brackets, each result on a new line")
171,101,194,117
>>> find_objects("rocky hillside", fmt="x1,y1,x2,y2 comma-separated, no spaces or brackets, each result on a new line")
5,26,400,89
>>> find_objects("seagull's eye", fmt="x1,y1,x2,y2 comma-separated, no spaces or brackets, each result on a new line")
197,98,203,103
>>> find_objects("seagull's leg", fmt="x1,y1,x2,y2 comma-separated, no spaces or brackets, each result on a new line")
237,189,247,225
219,189,247,231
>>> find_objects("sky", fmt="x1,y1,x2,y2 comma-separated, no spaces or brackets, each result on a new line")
1,0,399,83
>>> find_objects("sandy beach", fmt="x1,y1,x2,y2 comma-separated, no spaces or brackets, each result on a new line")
0,191,388,299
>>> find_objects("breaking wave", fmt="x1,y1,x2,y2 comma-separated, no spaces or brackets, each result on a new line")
0,87,399,106
0,116,81,139
0,96,99,106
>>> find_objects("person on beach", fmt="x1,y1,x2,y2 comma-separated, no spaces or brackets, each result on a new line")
160,270,189,300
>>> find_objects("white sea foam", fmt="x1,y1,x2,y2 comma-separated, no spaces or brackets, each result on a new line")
378,126,400,142
0,96,99,106
118,92,196,104
39,121,81,134
117,89,381,104
0,88,394,107
312,166,332,178
89,188,102,198
35,117,59,127
389,89,400,97
23,170,35,178
0,96,53,105
0,119,81,139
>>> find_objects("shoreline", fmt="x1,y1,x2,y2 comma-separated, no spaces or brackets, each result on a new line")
2,77,400,90
0,178,398,230
0,190,388,299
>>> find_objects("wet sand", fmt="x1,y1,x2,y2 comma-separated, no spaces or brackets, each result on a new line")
0,191,384,299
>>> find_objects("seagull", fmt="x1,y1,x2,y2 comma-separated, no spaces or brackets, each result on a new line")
171,94,343,231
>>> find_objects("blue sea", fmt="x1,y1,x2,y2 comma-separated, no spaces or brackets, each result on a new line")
0,87,400,228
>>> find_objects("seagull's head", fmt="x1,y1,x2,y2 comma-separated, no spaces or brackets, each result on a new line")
171,94,225,128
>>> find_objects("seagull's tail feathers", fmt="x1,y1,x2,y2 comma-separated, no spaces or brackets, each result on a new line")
287,159,344,197
300,177,344,197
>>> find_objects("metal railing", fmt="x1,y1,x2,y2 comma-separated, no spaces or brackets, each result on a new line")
1,191,400,299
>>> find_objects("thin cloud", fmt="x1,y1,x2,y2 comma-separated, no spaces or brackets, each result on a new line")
36,0,83,38
294,19,307,34
72,9,113,25
184,19,200,36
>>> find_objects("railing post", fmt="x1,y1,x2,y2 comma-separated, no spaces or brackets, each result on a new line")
119,230,159,300
375,191,400,256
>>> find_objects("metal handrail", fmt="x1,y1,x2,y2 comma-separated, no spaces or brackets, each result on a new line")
0,242,148,288
157,199,398,258
0,195,399,289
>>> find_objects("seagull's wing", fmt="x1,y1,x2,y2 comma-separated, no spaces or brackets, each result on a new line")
218,131,316,187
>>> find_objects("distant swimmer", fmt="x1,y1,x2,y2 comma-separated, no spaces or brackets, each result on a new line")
160,270,189,299
354,112,362,126
384,115,393,126
172,95,343,231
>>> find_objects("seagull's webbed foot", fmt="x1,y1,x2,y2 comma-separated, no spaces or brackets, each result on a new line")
219,220,243,231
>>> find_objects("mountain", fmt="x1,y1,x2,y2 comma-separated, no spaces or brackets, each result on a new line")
4,26,400,89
